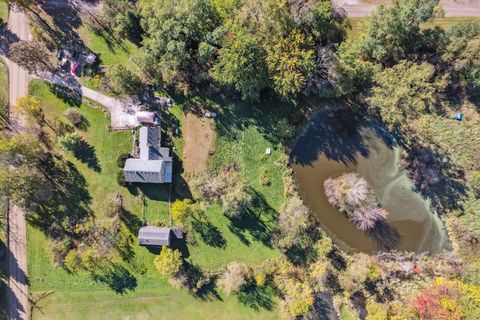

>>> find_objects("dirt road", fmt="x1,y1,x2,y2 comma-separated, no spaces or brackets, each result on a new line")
333,0,480,17
4,5,31,320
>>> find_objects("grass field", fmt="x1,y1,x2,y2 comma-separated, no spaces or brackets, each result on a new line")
0,60,7,125
0,2,7,23
28,81,284,319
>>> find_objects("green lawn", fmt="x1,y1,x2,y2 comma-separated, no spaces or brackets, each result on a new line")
0,60,7,125
28,81,283,319
77,25,138,69
0,2,7,23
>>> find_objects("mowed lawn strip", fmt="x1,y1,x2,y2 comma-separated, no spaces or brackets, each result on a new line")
27,82,282,318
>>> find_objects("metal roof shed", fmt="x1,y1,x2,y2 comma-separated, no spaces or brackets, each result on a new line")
138,226,173,247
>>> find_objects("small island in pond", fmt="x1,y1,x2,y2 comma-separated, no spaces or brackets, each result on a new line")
324,173,388,232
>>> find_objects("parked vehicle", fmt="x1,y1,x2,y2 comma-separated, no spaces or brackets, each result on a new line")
71,62,80,75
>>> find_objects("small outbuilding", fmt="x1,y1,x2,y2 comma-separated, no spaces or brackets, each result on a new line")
138,226,173,247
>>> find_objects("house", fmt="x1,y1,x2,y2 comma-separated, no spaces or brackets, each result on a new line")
123,126,173,183
138,226,184,247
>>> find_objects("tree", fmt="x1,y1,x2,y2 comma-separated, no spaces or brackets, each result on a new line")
367,61,438,130
211,29,268,101
218,261,250,295
0,133,51,210
171,199,196,227
290,0,345,44
276,196,312,249
57,133,82,153
102,0,143,44
442,22,480,96
138,0,221,90
16,95,46,126
192,164,253,217
366,301,389,320
9,40,56,73
107,64,144,96
332,38,378,96
64,108,83,127
363,0,439,62
154,247,183,277
267,29,315,100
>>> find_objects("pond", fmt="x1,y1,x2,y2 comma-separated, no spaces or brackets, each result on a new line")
290,112,449,253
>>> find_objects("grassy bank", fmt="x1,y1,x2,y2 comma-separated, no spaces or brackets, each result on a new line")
28,81,284,319
0,2,7,23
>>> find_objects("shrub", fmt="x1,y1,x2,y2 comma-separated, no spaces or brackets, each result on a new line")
57,133,82,153
117,152,131,168
64,108,83,127
275,196,312,249
154,247,183,277
219,262,250,295
117,170,127,187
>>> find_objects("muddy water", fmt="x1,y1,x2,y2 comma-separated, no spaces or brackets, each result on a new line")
291,114,449,253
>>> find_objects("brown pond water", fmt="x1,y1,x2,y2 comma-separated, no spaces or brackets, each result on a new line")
291,112,449,253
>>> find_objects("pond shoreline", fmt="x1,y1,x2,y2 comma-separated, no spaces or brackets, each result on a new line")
289,111,450,254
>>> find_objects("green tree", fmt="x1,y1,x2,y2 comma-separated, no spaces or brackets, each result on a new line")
16,95,47,127
267,29,315,100
171,199,197,227
442,22,480,95
9,40,56,73
102,0,142,44
211,29,268,101
363,0,439,62
107,64,144,96
138,0,220,90
332,38,378,96
367,61,438,130
154,247,182,277
57,133,82,153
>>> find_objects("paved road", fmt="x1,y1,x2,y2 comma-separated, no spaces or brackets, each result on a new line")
333,0,480,17
3,6,31,320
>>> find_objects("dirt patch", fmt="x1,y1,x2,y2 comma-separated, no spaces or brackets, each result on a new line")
183,113,215,173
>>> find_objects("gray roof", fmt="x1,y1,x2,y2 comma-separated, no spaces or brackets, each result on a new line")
124,126,173,183
138,226,172,246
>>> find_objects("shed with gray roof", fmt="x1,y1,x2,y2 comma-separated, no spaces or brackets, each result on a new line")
138,226,173,247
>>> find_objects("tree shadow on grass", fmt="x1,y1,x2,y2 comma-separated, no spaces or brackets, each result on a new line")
74,139,101,172
47,83,82,107
404,142,468,215
227,189,278,248
91,265,137,294
120,207,143,235
236,284,276,311
192,220,227,248
28,156,93,232
181,263,221,301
